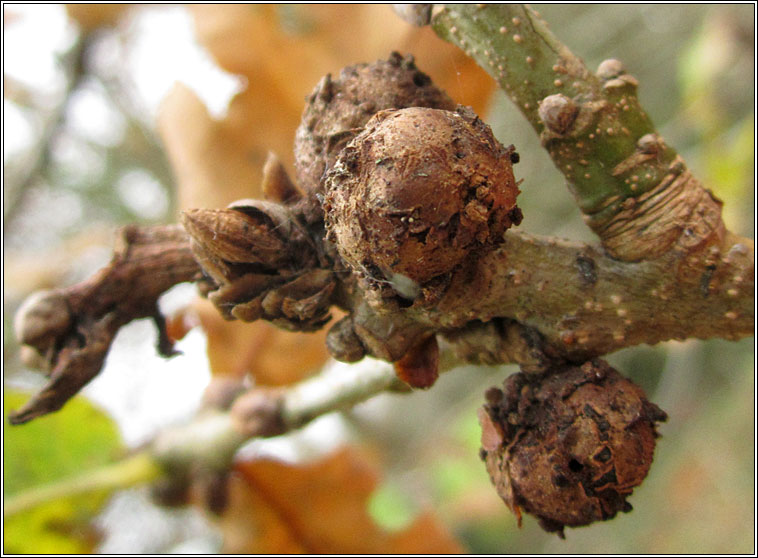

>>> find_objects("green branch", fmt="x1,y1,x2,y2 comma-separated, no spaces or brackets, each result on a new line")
432,4,670,217
3,452,161,519
431,4,741,269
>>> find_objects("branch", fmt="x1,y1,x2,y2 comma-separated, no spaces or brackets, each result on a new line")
4,358,408,517
9,16,753,423
3,35,90,230
431,4,743,263
3,452,161,519
9,224,200,424
423,231,753,361
10,213,753,423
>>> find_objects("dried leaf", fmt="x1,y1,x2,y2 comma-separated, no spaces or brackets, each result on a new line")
193,298,330,386
158,83,268,210
220,447,463,554
65,4,129,30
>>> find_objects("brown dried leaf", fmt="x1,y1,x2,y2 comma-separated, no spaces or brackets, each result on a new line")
221,447,463,554
193,298,330,386
158,83,268,210
65,4,129,30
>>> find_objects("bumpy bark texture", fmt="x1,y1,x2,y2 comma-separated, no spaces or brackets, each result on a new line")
324,106,522,299
479,359,667,537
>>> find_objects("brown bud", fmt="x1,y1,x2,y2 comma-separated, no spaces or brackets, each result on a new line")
538,94,579,135
202,376,247,410
262,151,303,203
183,207,287,267
230,388,286,438
14,290,72,350
636,133,664,155
326,316,367,363
392,4,432,26
393,334,439,388
294,52,456,196
182,200,315,286
324,106,521,290
480,359,667,536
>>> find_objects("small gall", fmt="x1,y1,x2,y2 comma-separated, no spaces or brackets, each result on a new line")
513,34,523,44
596,58,626,80
294,53,455,201
724,311,738,320
512,16,521,25
538,94,579,135
499,26,507,34
324,107,521,289
481,361,666,536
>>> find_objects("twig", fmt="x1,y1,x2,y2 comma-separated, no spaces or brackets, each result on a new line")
3,35,91,230
3,358,405,518
9,7,753,426
3,452,161,519
431,4,744,265
9,224,200,424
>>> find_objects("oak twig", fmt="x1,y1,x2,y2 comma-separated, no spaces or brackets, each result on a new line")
431,4,744,267
9,225,200,424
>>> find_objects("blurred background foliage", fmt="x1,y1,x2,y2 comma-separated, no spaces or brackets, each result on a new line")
2,4,754,554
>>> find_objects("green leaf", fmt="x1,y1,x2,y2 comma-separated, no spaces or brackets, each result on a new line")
3,390,123,554
368,480,418,532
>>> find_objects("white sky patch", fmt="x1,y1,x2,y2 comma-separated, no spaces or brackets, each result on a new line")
115,168,169,219
66,79,127,146
125,6,245,119
3,5,74,95
83,319,212,448
3,100,36,161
